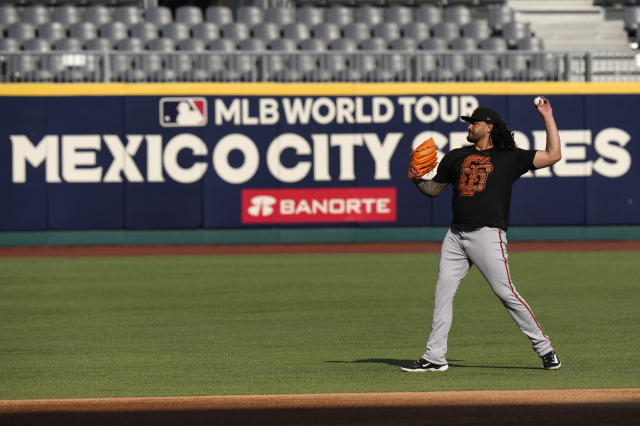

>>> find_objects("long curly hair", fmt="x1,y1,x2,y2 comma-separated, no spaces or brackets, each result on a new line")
490,120,516,151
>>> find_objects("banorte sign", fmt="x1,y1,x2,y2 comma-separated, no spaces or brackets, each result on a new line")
242,187,397,223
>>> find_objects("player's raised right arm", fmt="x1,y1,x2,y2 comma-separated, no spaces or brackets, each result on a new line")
533,96,562,169
411,178,448,198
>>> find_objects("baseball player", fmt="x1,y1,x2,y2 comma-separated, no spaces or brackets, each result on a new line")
403,97,562,372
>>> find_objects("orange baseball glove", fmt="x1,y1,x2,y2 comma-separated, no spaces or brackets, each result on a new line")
408,137,438,179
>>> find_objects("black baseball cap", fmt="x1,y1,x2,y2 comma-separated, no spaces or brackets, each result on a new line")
461,107,503,124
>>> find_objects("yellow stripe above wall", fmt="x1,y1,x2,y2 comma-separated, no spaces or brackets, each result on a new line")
1,81,640,96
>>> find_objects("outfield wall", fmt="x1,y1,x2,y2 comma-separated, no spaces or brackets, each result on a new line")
1,82,639,238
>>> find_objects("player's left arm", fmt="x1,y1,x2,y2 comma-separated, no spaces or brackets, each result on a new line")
532,96,562,169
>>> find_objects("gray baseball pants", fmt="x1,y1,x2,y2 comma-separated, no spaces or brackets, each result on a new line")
422,227,554,365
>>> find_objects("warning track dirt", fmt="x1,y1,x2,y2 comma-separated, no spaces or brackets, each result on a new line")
1,389,639,426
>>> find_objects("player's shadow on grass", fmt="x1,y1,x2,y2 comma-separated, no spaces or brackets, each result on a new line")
327,359,540,370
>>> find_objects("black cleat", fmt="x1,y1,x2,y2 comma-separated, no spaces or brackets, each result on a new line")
401,358,448,372
541,350,561,370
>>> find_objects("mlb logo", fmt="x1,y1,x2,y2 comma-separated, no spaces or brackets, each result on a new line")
159,97,207,127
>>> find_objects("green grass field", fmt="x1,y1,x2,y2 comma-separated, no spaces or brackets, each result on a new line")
1,250,638,400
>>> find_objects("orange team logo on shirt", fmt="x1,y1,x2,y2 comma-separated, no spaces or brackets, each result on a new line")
458,155,494,197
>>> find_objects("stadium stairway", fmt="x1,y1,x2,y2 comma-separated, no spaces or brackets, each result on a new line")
507,0,629,50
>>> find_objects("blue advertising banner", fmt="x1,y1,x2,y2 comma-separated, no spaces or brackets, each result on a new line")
1,83,637,231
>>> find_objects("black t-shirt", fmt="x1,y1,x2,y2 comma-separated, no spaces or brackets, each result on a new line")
433,145,536,230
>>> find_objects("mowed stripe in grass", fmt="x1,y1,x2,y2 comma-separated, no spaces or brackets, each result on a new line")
0,251,638,399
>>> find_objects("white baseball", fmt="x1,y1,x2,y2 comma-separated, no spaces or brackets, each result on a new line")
533,96,544,107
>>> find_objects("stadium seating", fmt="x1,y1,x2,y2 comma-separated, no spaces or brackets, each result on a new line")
0,0,637,83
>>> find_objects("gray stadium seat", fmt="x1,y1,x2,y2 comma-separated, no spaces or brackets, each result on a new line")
83,38,112,52
517,36,544,51
355,6,383,27
500,54,528,80
192,22,219,42
379,52,409,81
531,52,561,80
175,5,203,27
161,22,191,42
141,53,173,82
479,36,508,51
449,37,477,51
145,6,173,27
11,54,38,82
359,37,387,51
0,5,19,27
402,22,430,43
110,54,135,81
251,22,281,42
173,53,208,82
342,22,371,42
113,5,142,26
6,22,36,41
326,5,353,26
194,54,225,81
84,5,111,26
352,51,377,81
372,22,401,41
432,22,460,42
178,38,206,51
502,54,529,80
236,5,264,26
419,37,448,50
416,54,438,81
329,38,358,52
442,54,472,80
221,22,251,42
299,38,326,51
319,52,348,81
488,4,514,33
99,22,128,42
385,5,413,26
265,7,294,26
0,38,20,51
624,6,640,32
502,21,530,49
22,38,51,52
312,22,341,42
68,22,98,42
297,6,323,26
238,38,267,51
227,53,257,81
268,38,297,51
389,37,417,51
129,22,159,43
205,6,233,27
116,37,143,51
471,54,500,80
207,38,235,51
462,21,491,41
444,5,471,27
291,49,320,82
414,5,442,27
146,37,175,52
22,5,49,26
52,5,81,26
37,22,66,42
282,22,310,41
53,37,82,51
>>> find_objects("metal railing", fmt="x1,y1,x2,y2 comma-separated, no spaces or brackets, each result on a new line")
1,50,639,83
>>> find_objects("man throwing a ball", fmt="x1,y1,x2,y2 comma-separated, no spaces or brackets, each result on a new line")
403,97,562,372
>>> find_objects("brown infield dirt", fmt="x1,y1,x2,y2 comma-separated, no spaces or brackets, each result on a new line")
1,240,639,425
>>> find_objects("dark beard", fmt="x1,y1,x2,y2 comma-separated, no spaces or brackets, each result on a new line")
466,135,478,144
